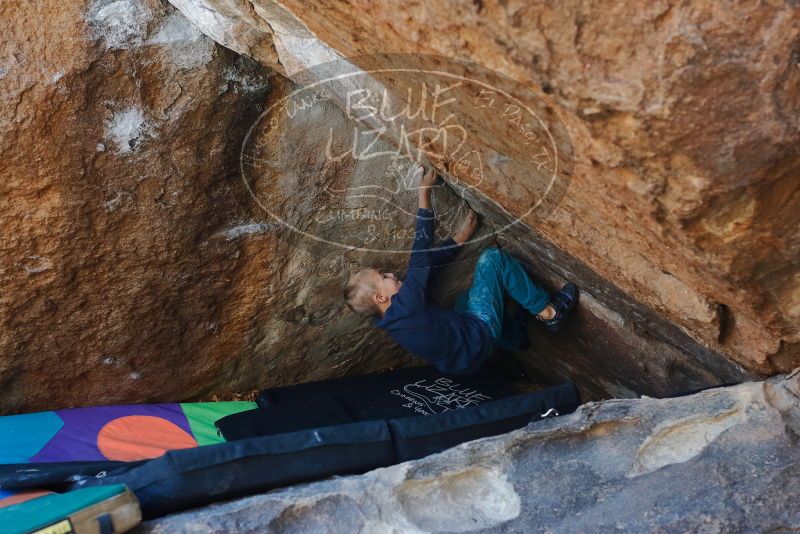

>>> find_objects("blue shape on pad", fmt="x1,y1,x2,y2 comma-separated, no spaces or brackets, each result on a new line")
0,411,63,463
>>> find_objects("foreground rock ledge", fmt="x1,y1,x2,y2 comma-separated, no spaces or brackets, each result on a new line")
141,370,800,533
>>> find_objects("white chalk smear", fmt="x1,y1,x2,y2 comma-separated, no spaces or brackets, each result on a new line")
106,106,152,154
87,0,153,49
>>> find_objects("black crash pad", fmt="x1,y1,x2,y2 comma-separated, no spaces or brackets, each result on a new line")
74,420,394,519
217,364,520,441
389,381,581,461
83,384,579,518
48,366,580,520
259,364,517,418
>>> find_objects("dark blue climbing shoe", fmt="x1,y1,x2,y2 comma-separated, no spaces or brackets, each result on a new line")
540,283,579,332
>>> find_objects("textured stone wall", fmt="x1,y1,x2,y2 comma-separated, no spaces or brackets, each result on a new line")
0,0,278,412
1,0,459,412
166,0,799,396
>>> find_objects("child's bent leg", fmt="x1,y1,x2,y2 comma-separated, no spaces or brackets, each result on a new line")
471,247,550,318
459,288,527,350
463,265,505,342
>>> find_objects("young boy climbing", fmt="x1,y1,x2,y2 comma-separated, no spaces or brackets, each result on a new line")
344,168,578,375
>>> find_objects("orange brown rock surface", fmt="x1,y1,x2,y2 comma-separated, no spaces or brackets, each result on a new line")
170,0,799,380
0,0,419,412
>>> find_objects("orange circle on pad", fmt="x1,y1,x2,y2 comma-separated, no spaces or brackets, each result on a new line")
97,415,198,461
0,491,54,509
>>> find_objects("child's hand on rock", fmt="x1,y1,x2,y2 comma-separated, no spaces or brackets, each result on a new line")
419,167,439,190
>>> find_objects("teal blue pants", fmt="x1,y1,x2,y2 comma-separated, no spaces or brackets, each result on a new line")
455,247,551,351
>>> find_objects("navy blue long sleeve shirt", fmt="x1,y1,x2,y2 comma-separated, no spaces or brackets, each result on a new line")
374,208,492,374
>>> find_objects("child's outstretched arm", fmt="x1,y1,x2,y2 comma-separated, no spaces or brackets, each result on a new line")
397,168,439,308
414,166,480,278
417,167,436,209
409,167,438,267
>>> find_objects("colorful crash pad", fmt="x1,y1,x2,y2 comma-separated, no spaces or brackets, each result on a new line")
0,401,256,465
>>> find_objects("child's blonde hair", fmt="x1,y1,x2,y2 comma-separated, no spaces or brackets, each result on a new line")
343,269,381,316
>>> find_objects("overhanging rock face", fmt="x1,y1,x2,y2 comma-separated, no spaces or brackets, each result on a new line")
141,371,800,532
1,0,450,412
167,0,799,396
0,0,283,411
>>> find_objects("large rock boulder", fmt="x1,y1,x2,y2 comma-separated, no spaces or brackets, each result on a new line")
1,0,277,412
141,370,800,532
1,0,796,411
2,0,465,412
